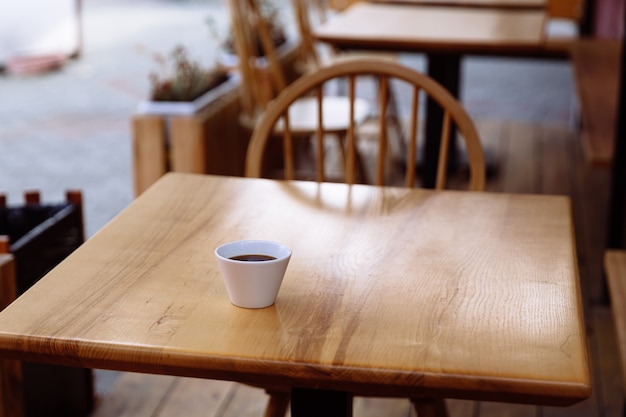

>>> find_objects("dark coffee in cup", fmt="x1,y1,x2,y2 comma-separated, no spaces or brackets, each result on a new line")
230,254,277,262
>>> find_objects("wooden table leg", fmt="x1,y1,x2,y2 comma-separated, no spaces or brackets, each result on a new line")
290,388,352,417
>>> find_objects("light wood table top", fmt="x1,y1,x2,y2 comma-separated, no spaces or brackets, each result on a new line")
0,173,590,409
370,0,546,8
314,2,548,54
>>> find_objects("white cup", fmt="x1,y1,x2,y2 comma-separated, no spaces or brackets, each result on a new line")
214,240,292,309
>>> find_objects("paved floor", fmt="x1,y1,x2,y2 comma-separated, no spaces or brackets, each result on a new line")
0,0,578,238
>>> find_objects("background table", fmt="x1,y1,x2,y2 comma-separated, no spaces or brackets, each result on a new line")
0,173,591,416
370,0,545,8
314,3,548,187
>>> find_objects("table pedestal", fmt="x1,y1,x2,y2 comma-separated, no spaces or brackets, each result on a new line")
291,388,353,417
423,53,461,188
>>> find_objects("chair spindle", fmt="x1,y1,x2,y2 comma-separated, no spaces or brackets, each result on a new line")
435,111,452,190
316,85,325,182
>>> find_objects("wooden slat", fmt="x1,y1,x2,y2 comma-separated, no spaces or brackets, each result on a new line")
200,89,249,178
168,86,245,177
405,86,420,188
23,191,40,205
315,86,324,182
169,117,207,175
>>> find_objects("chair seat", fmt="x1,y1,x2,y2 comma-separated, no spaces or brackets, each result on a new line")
274,95,370,134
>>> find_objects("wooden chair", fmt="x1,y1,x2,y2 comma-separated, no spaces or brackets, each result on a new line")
290,0,407,159
245,59,485,417
227,0,373,177
246,58,486,191
290,0,397,72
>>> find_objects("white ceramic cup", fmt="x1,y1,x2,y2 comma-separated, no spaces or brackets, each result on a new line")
214,240,292,309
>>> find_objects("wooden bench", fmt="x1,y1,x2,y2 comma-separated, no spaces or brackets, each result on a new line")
603,249,626,408
570,39,621,165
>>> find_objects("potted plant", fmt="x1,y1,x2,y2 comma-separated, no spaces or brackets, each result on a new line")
132,43,251,195
137,45,240,116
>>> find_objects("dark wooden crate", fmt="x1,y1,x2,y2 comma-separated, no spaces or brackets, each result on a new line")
0,191,94,417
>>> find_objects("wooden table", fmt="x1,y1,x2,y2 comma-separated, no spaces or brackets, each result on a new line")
314,2,548,187
314,3,547,55
0,173,591,416
370,0,546,8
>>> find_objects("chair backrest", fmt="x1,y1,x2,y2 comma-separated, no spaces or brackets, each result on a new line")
245,59,486,191
291,0,329,69
227,0,290,119
291,0,364,71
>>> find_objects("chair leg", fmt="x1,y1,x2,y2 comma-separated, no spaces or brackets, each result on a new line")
410,397,449,417
264,389,290,417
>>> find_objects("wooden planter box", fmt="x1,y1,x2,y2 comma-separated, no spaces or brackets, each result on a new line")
0,191,94,417
132,43,303,196
132,76,249,196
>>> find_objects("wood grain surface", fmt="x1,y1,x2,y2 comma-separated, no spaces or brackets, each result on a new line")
0,174,590,406
370,0,545,8
313,3,548,55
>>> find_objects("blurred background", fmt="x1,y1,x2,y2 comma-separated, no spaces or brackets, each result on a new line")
0,0,578,238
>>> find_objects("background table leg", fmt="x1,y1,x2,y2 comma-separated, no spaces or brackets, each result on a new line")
423,53,461,188
290,388,352,417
